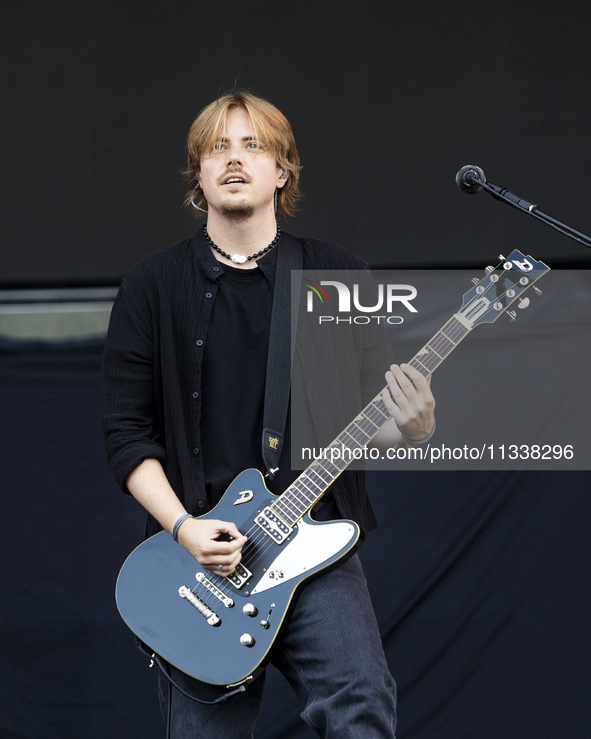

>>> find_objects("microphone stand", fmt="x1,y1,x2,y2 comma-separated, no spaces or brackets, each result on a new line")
458,166,591,250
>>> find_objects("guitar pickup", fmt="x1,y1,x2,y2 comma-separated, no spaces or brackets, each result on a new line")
255,507,293,544
226,562,252,590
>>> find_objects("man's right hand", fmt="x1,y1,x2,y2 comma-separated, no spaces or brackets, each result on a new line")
125,459,247,575
176,517,248,575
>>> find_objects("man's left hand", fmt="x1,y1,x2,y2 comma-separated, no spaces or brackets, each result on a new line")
382,363,435,442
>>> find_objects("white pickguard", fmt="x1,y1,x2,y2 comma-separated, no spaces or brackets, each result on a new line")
251,518,357,594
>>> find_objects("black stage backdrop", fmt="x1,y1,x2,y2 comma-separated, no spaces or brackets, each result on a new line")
3,1,591,283
1,328,589,739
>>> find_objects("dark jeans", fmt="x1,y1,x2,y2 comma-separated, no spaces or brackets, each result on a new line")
159,554,397,738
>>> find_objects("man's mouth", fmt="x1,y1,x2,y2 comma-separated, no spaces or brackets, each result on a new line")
222,175,248,185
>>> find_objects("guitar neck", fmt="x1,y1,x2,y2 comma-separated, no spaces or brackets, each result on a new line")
271,314,471,527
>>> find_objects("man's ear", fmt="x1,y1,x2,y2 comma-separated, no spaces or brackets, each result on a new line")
277,168,288,188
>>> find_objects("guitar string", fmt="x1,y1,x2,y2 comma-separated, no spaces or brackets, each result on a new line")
193,272,532,605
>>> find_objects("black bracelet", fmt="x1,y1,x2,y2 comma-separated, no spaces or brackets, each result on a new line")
401,420,437,446
172,513,194,542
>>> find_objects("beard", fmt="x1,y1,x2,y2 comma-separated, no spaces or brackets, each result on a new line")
220,201,256,221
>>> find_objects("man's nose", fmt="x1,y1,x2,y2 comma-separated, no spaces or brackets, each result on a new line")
226,143,243,166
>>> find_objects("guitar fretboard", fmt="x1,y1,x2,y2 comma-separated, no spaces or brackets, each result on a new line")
270,314,471,527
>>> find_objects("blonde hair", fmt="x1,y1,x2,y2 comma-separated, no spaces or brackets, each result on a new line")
184,91,302,218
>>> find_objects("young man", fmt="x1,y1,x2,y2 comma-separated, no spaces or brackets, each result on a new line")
102,91,435,738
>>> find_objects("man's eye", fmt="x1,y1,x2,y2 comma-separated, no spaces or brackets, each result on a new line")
247,140,266,150
213,142,226,152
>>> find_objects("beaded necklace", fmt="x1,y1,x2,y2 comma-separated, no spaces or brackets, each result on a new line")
203,225,281,264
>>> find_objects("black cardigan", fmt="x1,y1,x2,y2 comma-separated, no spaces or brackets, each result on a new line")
101,230,393,536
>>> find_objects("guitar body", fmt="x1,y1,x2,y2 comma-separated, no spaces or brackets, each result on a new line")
116,469,360,686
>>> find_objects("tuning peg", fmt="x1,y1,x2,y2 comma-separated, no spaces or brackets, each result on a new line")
485,266,495,275
498,254,505,260
532,286,542,296
506,310,517,322
471,277,480,285
518,297,530,310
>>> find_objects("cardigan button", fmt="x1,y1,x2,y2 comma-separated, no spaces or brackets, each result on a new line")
205,292,213,299
192,391,199,399
196,339,204,346
192,447,200,455
197,501,205,508
212,266,220,272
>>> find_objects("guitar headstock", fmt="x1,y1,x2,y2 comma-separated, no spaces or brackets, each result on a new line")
458,250,550,328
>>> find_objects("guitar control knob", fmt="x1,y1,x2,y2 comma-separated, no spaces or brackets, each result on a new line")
260,620,270,630
240,633,255,647
243,603,258,617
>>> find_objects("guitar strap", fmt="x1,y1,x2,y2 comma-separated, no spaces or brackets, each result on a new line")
261,233,303,478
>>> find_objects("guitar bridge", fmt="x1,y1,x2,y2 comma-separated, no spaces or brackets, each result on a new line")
255,507,293,544
196,572,234,607
178,586,221,626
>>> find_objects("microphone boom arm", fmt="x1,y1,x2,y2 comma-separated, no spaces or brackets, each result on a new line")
457,165,591,250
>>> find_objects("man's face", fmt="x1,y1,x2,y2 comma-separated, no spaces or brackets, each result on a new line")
199,107,286,220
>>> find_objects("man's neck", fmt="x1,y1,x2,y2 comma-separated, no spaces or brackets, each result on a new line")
205,210,279,268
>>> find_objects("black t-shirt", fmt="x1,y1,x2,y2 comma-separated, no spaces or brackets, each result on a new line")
201,262,272,506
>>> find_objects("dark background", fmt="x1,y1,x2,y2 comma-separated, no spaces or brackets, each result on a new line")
3,1,591,285
2,2,591,738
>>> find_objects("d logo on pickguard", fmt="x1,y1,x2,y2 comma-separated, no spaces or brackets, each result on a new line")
233,490,254,506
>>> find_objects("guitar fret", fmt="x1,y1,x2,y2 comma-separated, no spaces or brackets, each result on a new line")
281,491,303,514
284,491,309,515
292,483,316,507
342,422,365,446
414,357,431,374
277,458,341,521
355,414,380,431
314,458,340,478
341,428,361,445
320,453,348,475
440,327,460,345
371,401,390,420
306,466,331,489
372,398,390,419
426,344,443,360
302,472,324,491
297,477,322,500
273,499,296,523
436,335,457,352
409,319,471,379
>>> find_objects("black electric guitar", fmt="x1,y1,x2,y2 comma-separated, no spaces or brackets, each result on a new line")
116,249,549,687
